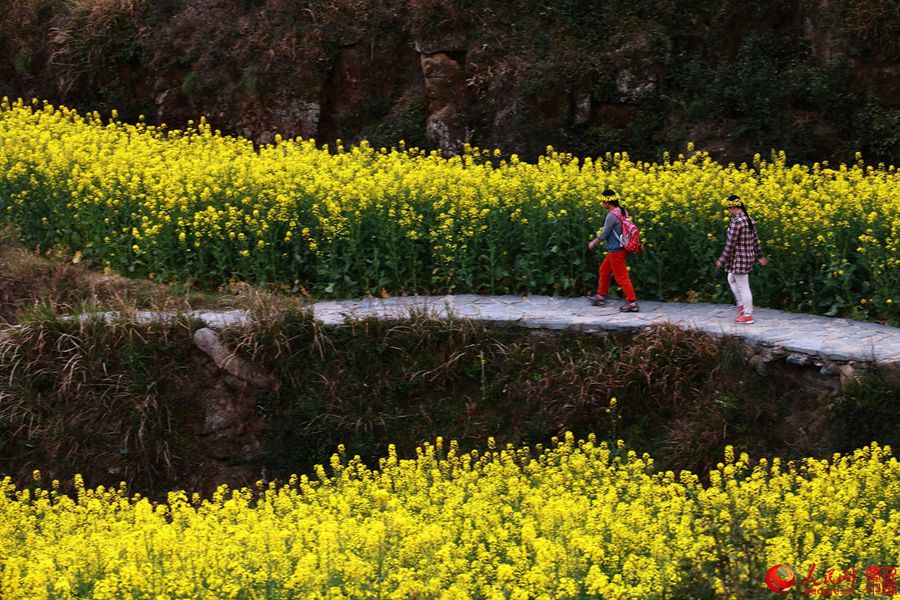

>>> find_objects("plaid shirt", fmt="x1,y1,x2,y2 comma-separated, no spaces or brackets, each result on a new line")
718,212,762,274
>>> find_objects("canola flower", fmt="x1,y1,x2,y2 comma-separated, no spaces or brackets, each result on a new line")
0,98,898,322
0,436,898,599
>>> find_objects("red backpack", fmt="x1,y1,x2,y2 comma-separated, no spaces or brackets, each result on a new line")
612,208,642,253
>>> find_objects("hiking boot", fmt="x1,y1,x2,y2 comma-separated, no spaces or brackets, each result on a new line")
587,293,607,306
734,314,754,324
619,301,640,312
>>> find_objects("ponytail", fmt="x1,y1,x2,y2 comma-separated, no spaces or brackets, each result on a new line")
741,205,756,235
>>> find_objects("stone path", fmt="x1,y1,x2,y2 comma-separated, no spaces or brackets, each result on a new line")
98,295,900,367
310,295,900,366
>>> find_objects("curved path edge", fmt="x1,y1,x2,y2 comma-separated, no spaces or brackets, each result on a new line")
308,295,900,366
79,295,900,367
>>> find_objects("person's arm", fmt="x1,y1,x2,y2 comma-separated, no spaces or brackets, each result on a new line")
588,213,617,250
716,220,739,267
750,217,768,265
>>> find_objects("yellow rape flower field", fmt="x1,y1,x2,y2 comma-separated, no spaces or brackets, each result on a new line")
0,99,897,322
0,436,898,599
1,98,899,599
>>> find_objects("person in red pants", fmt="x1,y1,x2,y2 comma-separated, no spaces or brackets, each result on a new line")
587,189,639,312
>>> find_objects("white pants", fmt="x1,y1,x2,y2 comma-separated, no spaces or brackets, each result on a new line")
727,272,753,315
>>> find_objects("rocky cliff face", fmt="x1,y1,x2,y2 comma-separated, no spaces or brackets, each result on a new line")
1,0,898,162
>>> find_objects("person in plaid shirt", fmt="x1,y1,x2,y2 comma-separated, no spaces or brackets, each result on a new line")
716,195,768,324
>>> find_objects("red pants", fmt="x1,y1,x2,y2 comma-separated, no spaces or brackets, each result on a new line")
597,250,636,301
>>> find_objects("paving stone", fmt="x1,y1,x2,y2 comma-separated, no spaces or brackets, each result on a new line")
495,295,529,305
315,313,345,326
782,338,827,354
521,318,572,330
193,310,249,329
447,294,481,304
521,296,553,307
821,343,869,362
851,333,893,344
89,295,900,366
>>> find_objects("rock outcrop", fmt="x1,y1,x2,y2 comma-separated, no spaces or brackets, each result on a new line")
1,2,898,165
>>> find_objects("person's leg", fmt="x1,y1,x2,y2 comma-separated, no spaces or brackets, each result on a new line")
727,272,742,308
609,251,636,302
597,254,613,296
732,273,753,315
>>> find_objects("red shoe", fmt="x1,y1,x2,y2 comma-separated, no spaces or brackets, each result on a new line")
734,314,754,324
737,305,744,315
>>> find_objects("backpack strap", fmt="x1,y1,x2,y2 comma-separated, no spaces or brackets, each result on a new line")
610,209,625,244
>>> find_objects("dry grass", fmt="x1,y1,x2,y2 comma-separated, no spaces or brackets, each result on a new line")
0,226,259,322
0,312,196,490
44,0,146,95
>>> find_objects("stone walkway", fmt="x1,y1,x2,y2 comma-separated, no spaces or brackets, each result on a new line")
310,295,900,366
106,295,900,367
